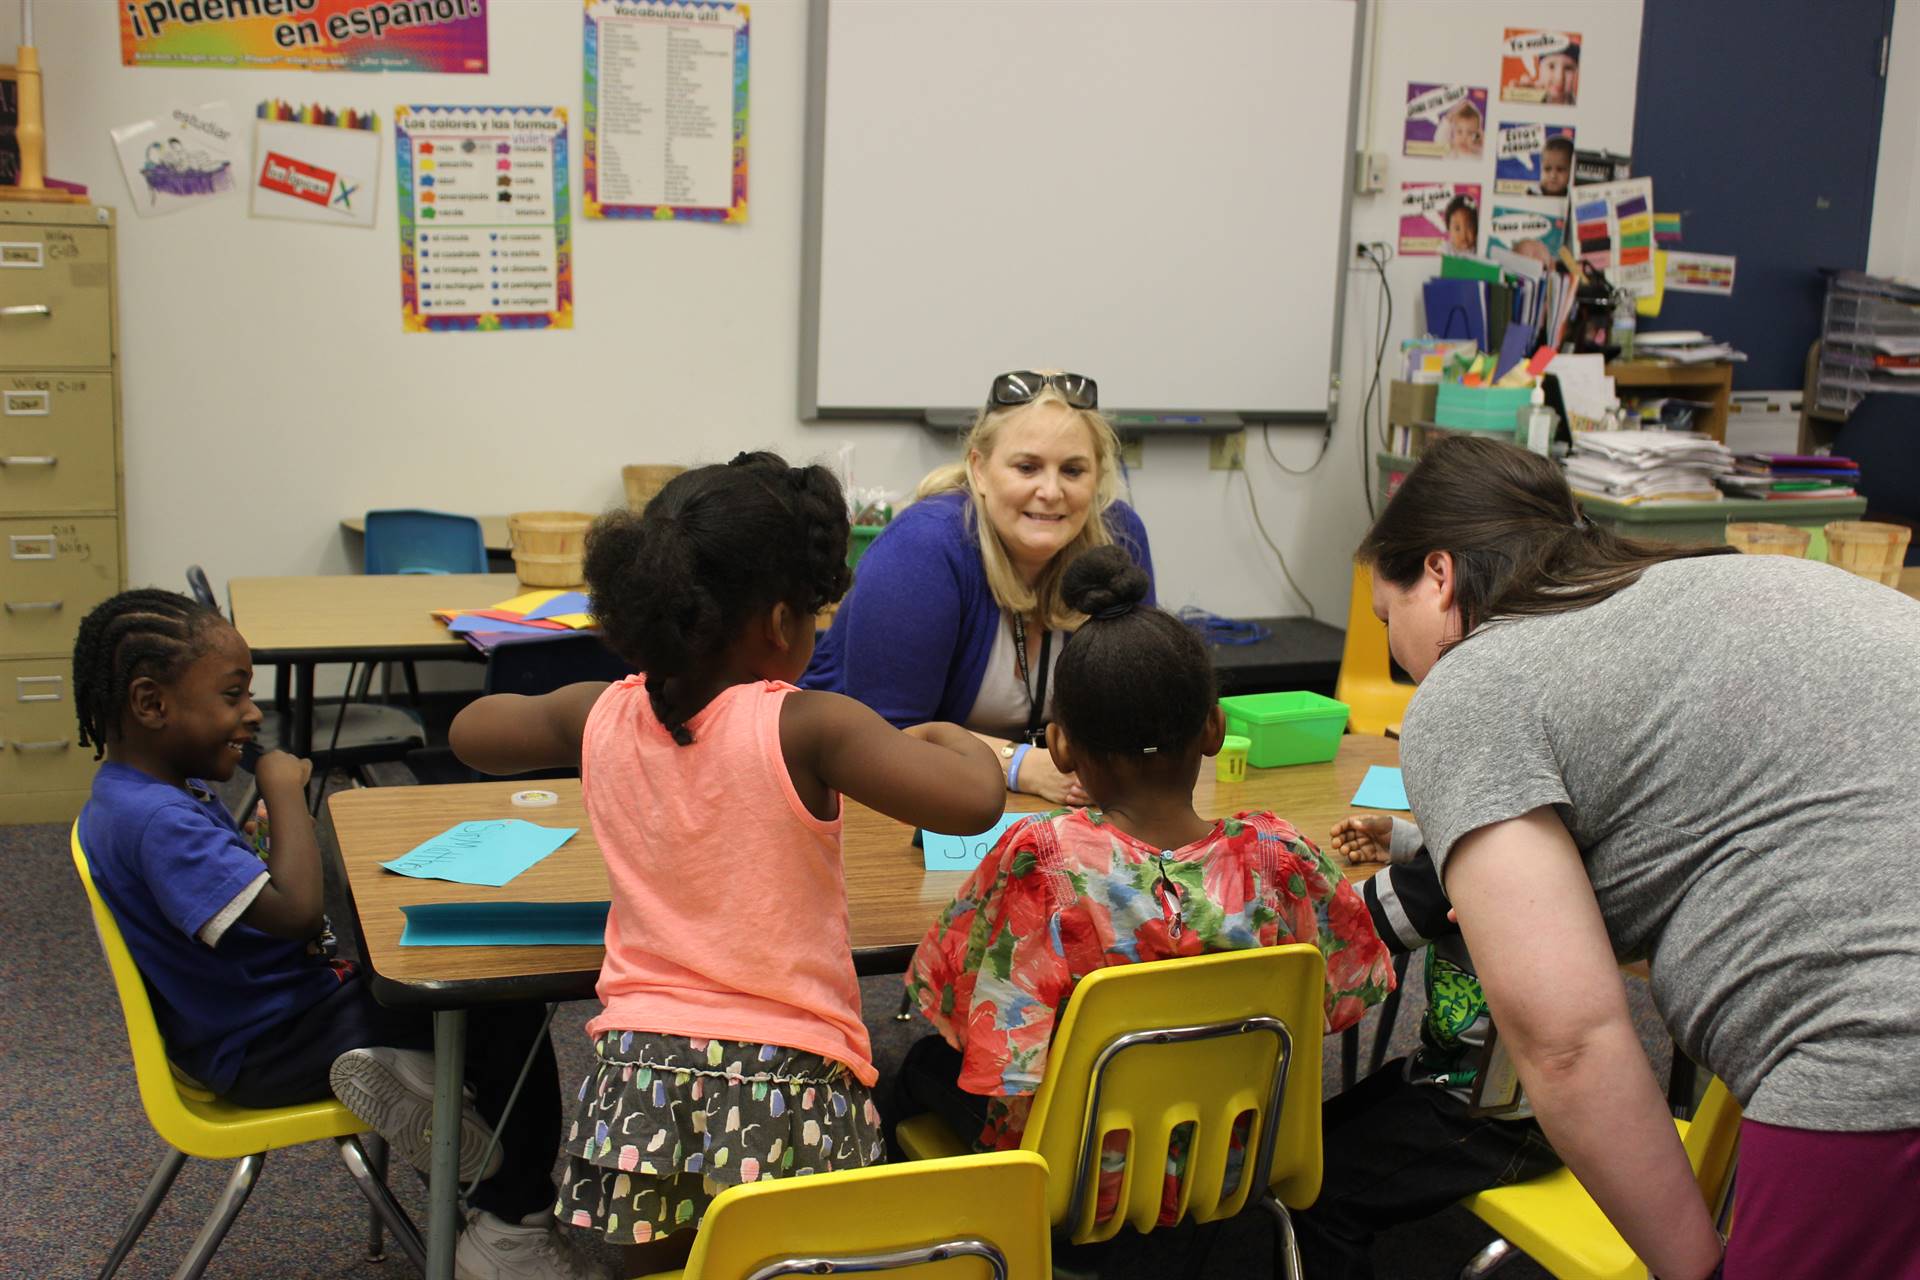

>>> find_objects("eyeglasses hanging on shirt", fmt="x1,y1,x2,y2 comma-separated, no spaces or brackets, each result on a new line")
1010,612,1052,748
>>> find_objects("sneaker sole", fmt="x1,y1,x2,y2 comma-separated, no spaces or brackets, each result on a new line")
330,1053,502,1184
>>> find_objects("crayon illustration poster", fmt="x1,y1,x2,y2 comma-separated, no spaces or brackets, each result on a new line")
121,0,489,73
584,0,749,222
1495,123,1575,196
1500,28,1581,106
1399,182,1479,256
1402,83,1487,160
396,106,572,332
1488,205,1565,263
251,101,381,228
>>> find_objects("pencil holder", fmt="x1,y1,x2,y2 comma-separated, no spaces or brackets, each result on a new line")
1215,735,1251,783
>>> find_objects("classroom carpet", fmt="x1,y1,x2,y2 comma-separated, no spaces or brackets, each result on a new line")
3,804,1685,1279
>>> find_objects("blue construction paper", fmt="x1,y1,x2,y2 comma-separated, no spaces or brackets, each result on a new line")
1423,279,1486,350
1494,320,1534,382
921,812,1028,872
523,592,590,622
447,615,566,636
1350,766,1411,811
399,900,610,946
381,820,577,887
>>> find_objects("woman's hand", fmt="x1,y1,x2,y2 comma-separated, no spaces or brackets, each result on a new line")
1014,748,1088,807
1330,814,1394,863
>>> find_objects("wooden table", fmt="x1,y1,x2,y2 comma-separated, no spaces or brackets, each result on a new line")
341,514,513,553
229,573,521,756
325,734,1400,1277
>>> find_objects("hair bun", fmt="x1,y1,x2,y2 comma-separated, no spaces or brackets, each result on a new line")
1062,545,1149,620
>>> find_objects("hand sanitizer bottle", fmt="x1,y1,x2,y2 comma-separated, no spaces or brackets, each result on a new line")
1517,387,1558,456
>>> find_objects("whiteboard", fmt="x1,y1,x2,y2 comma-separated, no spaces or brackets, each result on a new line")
802,0,1364,420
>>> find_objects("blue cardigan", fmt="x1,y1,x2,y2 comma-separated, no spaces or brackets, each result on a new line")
802,490,1155,728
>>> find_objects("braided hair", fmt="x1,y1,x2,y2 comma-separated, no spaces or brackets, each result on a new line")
1053,545,1214,761
585,451,850,745
73,589,227,761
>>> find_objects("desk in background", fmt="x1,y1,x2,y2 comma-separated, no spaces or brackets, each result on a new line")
323,734,1399,1279
1208,617,1346,696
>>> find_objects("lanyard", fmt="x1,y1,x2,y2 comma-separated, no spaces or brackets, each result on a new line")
1010,612,1052,747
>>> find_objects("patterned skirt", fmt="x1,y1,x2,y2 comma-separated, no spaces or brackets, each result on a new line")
555,1031,885,1244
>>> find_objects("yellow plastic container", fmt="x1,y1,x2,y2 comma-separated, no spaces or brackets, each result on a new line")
1219,692,1350,768
1214,734,1251,783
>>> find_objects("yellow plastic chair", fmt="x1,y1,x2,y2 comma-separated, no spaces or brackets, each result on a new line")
1457,1076,1743,1280
70,824,424,1279
895,947,1327,1279
1333,563,1416,736
635,1151,1051,1280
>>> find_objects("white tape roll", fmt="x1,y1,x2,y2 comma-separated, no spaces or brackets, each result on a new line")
511,789,560,808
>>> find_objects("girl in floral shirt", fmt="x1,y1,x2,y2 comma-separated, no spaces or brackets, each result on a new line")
896,546,1395,1221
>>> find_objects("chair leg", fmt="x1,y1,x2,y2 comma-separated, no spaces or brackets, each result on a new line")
1260,1194,1304,1280
1459,1237,1518,1279
894,989,913,1022
1369,951,1414,1074
339,1135,426,1272
362,1132,391,1261
97,1147,188,1280
402,661,422,706
172,1153,263,1280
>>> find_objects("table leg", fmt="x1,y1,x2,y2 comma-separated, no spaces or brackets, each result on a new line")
427,1008,468,1280
292,660,316,759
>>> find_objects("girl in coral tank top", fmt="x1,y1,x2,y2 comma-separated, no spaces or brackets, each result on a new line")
449,453,1005,1274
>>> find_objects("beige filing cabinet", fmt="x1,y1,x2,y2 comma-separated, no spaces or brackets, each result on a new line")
0,203,126,824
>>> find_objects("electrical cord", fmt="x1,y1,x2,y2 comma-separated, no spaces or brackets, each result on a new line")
1177,607,1271,646
1238,465,1314,619
1356,243,1394,520
1264,421,1331,476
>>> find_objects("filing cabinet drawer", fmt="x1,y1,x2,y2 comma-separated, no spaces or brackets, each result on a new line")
0,224,113,369
0,658,97,797
1,516,121,656
0,373,116,514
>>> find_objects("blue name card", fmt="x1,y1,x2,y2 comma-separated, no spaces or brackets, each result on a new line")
1350,765,1411,812
921,812,1028,872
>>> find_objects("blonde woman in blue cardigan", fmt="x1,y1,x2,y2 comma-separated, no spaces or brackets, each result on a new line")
804,371,1154,805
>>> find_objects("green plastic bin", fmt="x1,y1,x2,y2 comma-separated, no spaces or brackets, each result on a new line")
1218,691,1350,768
848,523,883,570
1577,494,1867,547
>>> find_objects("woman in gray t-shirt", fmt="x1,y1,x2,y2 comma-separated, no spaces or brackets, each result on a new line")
1358,436,1920,1280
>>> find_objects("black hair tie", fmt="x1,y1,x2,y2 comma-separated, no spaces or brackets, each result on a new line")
1093,602,1134,621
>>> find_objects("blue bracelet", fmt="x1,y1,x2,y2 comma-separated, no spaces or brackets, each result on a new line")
1007,743,1031,791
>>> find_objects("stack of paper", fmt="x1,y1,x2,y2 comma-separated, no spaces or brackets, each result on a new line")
1717,453,1860,501
433,590,595,653
1636,330,1747,365
1565,430,1733,503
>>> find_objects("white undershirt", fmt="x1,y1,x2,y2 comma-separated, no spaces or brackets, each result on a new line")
963,611,1064,739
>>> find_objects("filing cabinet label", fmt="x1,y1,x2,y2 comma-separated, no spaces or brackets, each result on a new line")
0,243,43,269
2,391,51,416
15,675,63,703
8,534,55,561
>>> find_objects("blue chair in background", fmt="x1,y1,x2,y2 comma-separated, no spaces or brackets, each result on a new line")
360,510,490,702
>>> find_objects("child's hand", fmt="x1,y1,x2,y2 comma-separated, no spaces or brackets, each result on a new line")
255,750,312,796
1329,814,1394,864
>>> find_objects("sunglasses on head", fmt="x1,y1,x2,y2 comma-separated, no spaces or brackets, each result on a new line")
988,371,1099,411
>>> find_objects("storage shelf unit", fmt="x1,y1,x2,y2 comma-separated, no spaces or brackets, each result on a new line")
1812,270,1920,418
1605,360,1736,442
1,203,126,825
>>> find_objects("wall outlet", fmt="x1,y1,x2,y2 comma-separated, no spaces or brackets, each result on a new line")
1209,429,1246,472
1119,437,1144,468
1355,149,1388,195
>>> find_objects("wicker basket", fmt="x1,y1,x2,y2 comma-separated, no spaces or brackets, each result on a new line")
623,465,687,513
1824,520,1912,587
508,511,592,587
1724,522,1811,557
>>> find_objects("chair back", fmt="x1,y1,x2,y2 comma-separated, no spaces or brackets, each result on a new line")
1333,562,1416,735
483,631,631,697
185,565,219,612
682,1151,1050,1280
363,509,488,576
1682,1076,1742,1222
69,824,359,1159
1021,946,1326,1243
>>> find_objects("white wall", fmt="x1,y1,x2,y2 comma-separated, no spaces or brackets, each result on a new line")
1869,0,1920,283
1,0,1640,636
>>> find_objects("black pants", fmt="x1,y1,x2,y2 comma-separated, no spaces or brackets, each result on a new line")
884,1035,992,1151
224,969,561,1220
1291,1059,1562,1280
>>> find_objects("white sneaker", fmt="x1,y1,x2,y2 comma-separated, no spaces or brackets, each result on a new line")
455,1209,610,1280
328,1046,502,1184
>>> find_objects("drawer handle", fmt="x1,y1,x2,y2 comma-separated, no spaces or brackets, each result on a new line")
3,600,63,613
0,304,52,319
0,456,56,467
9,739,70,753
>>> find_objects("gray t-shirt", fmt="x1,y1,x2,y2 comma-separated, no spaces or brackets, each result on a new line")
1401,554,1920,1131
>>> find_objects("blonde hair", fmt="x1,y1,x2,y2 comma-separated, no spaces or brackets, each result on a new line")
914,383,1123,630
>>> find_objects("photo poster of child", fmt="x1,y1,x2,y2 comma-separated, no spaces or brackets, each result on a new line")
1500,28,1581,106
1487,205,1566,268
1404,83,1488,159
1400,182,1481,256
1495,123,1576,195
